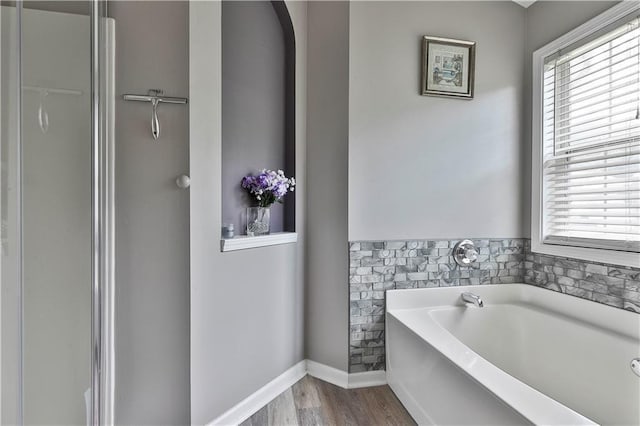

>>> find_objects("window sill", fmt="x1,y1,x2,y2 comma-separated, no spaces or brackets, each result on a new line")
531,239,640,269
220,232,298,252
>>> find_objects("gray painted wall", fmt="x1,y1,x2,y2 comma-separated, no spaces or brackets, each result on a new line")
522,0,619,237
348,1,527,241
222,1,289,234
309,0,626,388
190,1,307,423
110,2,190,424
305,1,350,372
525,1,619,58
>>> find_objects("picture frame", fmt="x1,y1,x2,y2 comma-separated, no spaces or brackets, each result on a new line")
421,36,476,99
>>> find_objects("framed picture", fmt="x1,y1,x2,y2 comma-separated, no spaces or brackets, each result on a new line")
421,36,476,99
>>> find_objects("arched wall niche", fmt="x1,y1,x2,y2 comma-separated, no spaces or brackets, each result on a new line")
221,0,296,235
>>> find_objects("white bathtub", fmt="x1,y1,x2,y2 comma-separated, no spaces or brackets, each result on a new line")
386,284,640,426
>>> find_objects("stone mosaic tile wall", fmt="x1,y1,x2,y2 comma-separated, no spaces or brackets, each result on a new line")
523,240,640,313
348,238,640,372
349,238,525,373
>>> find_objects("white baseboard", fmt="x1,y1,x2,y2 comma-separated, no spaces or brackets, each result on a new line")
347,369,387,388
207,360,388,425
306,360,387,389
305,359,348,388
208,360,307,426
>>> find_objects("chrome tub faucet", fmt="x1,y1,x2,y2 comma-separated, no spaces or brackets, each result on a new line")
461,292,484,308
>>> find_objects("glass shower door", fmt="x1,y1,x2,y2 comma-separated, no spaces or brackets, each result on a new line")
1,2,114,425
1,4,22,424
21,6,92,425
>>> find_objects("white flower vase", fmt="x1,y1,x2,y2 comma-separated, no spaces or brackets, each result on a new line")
246,207,271,236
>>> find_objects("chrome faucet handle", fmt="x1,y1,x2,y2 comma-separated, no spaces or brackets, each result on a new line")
465,247,478,262
453,239,478,266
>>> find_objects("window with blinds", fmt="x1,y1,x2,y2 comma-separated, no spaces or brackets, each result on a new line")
542,14,640,253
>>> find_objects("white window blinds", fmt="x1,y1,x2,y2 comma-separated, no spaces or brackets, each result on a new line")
542,15,640,253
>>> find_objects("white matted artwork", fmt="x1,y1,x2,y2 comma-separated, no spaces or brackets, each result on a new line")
421,36,476,99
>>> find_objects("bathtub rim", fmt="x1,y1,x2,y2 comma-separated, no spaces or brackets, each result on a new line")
384,283,636,425
387,283,639,340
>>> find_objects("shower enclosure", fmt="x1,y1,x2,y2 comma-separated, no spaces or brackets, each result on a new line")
0,1,115,424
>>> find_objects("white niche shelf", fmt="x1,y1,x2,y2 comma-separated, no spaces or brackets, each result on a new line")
220,232,298,252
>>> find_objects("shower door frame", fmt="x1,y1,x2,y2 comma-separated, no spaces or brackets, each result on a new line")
91,1,116,425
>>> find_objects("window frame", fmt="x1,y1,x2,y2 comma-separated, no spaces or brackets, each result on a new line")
531,1,640,268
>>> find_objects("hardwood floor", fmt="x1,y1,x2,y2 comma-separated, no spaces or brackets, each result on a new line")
239,375,416,426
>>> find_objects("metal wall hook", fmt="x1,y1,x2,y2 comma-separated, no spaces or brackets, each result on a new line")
123,89,188,140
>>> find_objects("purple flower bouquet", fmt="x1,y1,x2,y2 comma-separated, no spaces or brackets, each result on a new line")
241,169,296,208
